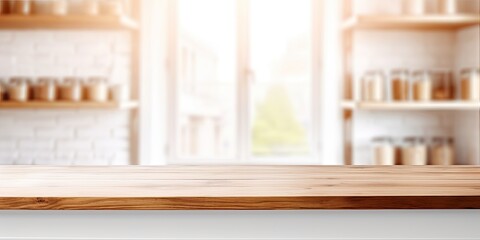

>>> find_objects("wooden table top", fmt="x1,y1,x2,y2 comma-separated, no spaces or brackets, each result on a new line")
0,165,479,210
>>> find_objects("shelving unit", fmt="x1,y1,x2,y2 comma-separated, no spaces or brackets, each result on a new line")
0,101,139,110
342,101,480,111
0,1,141,163
341,1,480,165
0,15,138,30
343,14,480,30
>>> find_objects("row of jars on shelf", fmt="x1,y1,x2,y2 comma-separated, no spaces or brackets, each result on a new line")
403,0,470,15
0,0,127,17
0,76,129,102
362,68,480,102
373,136,454,166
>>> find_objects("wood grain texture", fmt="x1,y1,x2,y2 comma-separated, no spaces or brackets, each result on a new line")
0,101,138,109
343,14,480,30
0,15,137,29
341,101,480,110
0,166,479,210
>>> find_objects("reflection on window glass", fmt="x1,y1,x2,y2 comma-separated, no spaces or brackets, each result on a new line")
177,0,237,159
250,0,312,159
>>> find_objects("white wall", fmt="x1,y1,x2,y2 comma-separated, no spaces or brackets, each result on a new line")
0,30,132,165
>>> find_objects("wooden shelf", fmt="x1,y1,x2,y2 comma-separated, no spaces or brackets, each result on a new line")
0,101,139,110
342,101,480,110
343,14,480,30
0,15,138,30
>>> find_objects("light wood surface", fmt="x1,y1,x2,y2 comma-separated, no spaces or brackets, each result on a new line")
342,101,480,110
0,15,137,29
343,14,480,30
0,101,138,109
0,166,479,210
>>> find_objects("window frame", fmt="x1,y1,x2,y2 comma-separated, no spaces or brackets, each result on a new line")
166,0,323,165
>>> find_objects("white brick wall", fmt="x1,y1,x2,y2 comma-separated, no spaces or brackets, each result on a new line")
0,30,132,165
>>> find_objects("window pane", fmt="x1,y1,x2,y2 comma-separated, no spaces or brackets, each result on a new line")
177,0,237,159
249,0,312,159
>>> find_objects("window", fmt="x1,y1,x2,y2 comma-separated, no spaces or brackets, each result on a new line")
168,0,321,164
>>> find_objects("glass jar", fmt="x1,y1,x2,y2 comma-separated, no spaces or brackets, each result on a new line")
69,0,98,15
51,0,68,15
109,83,129,102
391,69,410,101
8,77,29,102
34,77,58,101
401,137,428,165
431,69,455,100
100,0,124,16
430,137,455,165
362,70,386,102
412,70,432,101
34,0,68,15
460,68,480,101
0,0,10,14
85,77,108,102
439,0,458,14
0,80,5,101
10,0,31,15
372,137,395,165
59,77,83,102
403,0,427,15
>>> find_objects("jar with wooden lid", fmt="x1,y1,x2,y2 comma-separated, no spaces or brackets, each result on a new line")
0,0,10,14
85,77,108,102
403,0,427,15
109,83,129,102
391,69,410,101
34,77,58,101
460,68,480,101
372,137,396,165
33,0,67,15
439,0,458,14
68,0,98,15
8,77,29,102
401,137,428,165
430,137,455,165
412,70,432,101
362,70,386,102
59,77,83,102
100,0,124,16
431,69,455,100
10,0,31,15
0,80,6,101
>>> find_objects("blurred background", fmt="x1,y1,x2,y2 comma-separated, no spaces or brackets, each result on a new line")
0,0,478,166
